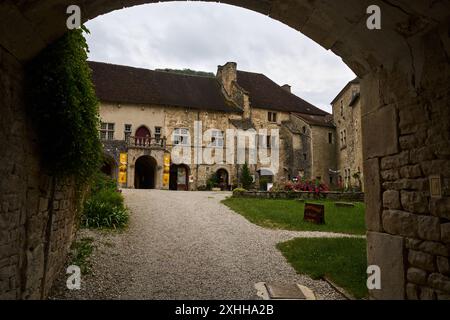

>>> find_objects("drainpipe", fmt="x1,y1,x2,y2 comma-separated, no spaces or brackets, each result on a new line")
196,111,200,190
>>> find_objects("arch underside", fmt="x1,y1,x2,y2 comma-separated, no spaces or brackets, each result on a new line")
4,0,449,77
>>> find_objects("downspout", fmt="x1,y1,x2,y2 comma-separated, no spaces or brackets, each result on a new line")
196,111,200,190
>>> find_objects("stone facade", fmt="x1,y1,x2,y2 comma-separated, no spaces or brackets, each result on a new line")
332,80,364,191
97,62,331,191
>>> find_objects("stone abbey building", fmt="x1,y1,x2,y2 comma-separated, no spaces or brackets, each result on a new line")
90,61,360,191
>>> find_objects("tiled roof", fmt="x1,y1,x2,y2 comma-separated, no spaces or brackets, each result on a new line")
236,71,327,115
293,112,335,128
89,61,328,116
88,61,241,113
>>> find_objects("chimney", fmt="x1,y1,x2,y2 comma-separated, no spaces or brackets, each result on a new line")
217,62,237,96
282,84,291,93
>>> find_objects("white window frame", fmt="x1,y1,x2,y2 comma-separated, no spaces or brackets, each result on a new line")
100,122,114,141
124,124,132,141
210,130,224,148
173,128,189,146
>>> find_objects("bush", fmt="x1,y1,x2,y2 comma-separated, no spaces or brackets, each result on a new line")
206,172,219,190
232,188,247,196
259,177,270,191
27,27,101,181
284,178,329,195
81,173,128,229
240,163,253,190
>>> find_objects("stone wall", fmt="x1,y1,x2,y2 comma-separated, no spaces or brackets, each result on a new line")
363,26,450,300
311,125,336,186
0,46,79,299
332,81,364,190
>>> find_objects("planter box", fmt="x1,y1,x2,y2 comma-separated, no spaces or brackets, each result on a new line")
234,191,364,202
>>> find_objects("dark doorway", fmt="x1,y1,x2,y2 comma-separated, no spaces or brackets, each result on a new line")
169,164,189,191
135,126,151,146
101,161,113,177
100,155,117,180
216,169,229,191
134,156,156,189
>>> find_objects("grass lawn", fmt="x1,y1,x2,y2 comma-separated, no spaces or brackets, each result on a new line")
277,237,368,299
222,198,365,235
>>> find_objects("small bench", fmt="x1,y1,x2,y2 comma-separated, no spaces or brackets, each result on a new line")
334,202,355,208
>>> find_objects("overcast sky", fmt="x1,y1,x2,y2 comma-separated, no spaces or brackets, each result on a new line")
85,2,355,113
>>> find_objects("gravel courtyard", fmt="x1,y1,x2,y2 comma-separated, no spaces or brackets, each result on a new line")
51,189,352,300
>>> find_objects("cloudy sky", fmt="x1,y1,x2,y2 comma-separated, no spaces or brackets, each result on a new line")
85,2,355,113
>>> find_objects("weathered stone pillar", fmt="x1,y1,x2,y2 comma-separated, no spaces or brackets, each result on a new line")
363,24,450,300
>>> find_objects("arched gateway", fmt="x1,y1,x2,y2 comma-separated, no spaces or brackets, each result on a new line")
1,0,449,300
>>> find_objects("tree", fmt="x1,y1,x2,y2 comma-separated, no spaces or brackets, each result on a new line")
240,163,253,190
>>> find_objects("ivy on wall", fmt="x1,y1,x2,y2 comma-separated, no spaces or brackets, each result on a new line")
27,27,102,181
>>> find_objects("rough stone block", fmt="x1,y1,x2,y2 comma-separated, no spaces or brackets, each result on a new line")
367,232,405,299
442,223,450,243
437,256,450,275
399,165,422,179
406,283,419,300
381,151,409,170
419,287,436,300
430,198,450,219
417,215,441,241
408,250,435,272
363,105,398,159
401,191,429,214
383,190,401,209
407,267,428,285
364,158,382,231
428,273,450,293
382,210,418,237
417,241,449,257
381,169,400,181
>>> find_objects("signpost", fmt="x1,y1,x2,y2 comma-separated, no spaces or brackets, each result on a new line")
303,203,325,224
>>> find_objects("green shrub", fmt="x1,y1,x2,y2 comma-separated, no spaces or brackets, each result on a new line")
206,172,219,190
81,173,128,229
259,177,269,191
240,163,253,190
232,188,247,196
82,198,128,229
27,27,101,181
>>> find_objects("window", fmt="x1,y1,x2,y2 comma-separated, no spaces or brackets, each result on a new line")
302,126,307,134
155,126,162,141
266,135,271,148
328,132,333,144
340,130,347,147
100,122,114,140
340,100,344,117
303,153,307,161
124,124,132,141
268,112,278,123
173,128,189,145
211,130,224,147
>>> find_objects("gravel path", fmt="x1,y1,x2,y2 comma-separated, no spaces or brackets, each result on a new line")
50,190,361,300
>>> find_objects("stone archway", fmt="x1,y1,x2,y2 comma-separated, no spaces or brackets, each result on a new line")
134,155,157,189
0,0,449,300
216,168,229,191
